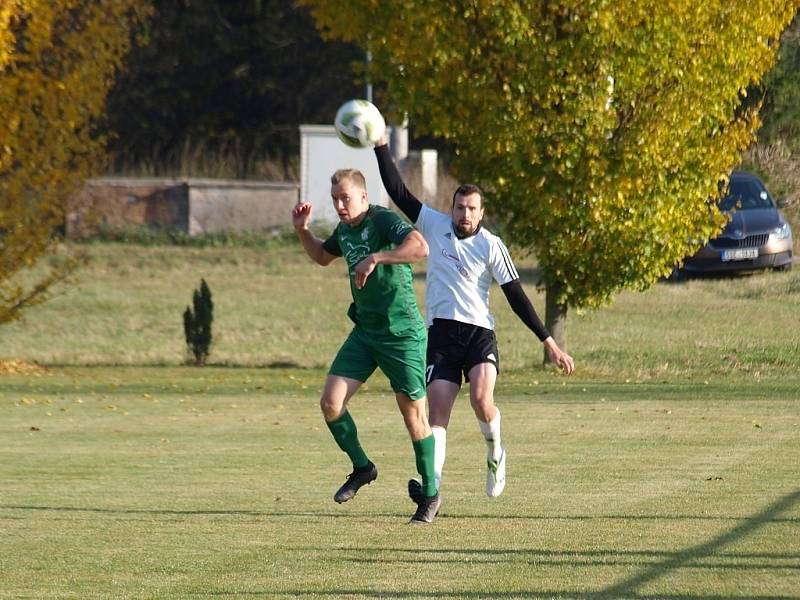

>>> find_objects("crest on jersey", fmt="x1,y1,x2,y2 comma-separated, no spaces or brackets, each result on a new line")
441,248,471,279
361,228,370,241
344,240,371,267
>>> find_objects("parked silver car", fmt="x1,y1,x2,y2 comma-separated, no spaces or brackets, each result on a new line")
678,172,793,276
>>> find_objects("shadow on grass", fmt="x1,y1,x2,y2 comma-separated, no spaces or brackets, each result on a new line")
661,268,792,285
32,361,312,369
3,505,798,526
333,551,797,571
590,488,800,599
0,505,405,519
209,594,797,600
88,487,795,600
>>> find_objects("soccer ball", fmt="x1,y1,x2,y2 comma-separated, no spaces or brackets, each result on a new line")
334,99,386,148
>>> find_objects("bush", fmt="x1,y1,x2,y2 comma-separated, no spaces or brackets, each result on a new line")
183,279,213,365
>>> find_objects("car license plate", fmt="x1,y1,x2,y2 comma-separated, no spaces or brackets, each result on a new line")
721,248,759,261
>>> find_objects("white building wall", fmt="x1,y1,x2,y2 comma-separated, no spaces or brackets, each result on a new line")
300,125,388,226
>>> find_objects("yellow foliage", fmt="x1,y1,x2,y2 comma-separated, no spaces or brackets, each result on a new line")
0,0,151,324
301,0,799,310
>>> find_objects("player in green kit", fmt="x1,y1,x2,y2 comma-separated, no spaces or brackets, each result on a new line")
291,168,441,524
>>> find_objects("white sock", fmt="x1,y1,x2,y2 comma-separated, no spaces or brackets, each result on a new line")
478,409,503,462
432,426,447,490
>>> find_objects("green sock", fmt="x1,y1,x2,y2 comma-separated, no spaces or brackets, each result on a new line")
326,411,370,469
412,434,437,496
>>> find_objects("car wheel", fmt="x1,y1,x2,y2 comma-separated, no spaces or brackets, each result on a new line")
668,268,687,282
773,262,792,272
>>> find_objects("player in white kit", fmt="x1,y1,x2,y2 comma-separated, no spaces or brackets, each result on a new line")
374,136,575,498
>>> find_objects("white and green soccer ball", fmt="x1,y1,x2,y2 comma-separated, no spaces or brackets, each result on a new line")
334,99,386,148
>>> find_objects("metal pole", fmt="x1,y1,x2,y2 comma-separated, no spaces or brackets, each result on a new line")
366,50,373,102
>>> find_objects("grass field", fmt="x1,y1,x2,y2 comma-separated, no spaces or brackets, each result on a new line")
1,242,799,599
1,242,799,379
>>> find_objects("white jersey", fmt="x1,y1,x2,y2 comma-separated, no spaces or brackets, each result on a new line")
415,204,519,330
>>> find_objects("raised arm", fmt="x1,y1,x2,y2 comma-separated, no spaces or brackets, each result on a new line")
291,202,337,266
374,134,424,223
500,280,575,375
353,230,428,289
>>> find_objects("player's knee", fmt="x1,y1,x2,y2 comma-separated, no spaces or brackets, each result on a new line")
398,400,427,435
471,390,494,406
404,415,428,439
412,408,427,429
471,395,496,421
319,394,342,421
400,402,423,425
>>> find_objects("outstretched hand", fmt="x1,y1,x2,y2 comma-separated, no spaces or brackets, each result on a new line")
292,202,312,231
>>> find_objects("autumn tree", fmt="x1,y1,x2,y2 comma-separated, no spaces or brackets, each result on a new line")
301,0,798,359
0,0,150,324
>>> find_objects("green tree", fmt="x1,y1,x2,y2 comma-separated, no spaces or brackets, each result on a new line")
301,0,798,357
0,0,150,325
760,14,800,148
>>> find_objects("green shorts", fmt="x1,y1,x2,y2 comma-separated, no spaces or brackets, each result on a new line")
329,326,427,400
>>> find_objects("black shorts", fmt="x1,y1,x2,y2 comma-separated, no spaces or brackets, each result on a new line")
426,318,499,386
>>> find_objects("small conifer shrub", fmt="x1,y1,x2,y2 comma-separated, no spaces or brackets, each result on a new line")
183,279,213,365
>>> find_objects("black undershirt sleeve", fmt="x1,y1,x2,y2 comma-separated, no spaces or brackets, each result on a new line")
374,144,423,223
322,232,341,257
501,279,550,342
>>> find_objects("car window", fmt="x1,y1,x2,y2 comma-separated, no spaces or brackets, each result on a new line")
720,179,774,211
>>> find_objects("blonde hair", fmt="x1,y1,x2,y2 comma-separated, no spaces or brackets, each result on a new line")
331,169,367,191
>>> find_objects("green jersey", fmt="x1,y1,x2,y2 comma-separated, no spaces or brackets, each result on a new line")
323,205,425,336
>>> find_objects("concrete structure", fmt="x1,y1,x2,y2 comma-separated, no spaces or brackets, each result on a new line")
300,125,388,225
421,149,438,204
187,179,298,235
67,177,299,237
65,128,439,237
390,120,409,164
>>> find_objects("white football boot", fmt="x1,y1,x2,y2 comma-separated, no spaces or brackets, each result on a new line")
486,448,506,497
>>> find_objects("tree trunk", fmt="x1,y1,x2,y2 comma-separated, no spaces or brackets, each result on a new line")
543,282,568,365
